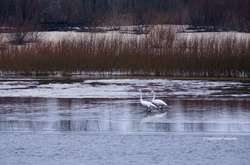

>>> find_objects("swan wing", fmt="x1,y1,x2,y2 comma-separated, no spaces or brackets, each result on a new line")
145,100,157,108
149,102,157,108
153,99,168,106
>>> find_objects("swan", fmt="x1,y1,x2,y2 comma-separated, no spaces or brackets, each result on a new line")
151,90,168,108
139,89,157,111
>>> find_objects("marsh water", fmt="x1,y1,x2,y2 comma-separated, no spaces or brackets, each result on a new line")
1,77,250,165
1,98,250,133
0,77,250,134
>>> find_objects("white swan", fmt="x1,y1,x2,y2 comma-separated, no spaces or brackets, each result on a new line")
139,89,157,111
151,90,168,108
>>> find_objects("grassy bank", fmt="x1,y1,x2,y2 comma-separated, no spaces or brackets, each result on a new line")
0,28,250,78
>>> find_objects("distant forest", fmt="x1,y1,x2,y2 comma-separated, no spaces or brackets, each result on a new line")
0,0,250,31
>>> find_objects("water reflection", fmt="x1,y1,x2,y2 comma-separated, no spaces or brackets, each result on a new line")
0,98,250,133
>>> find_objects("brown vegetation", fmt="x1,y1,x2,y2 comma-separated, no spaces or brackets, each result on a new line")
0,29,249,78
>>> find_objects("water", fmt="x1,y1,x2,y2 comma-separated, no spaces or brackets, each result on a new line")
0,78,250,134
0,78,250,99
1,78,250,165
0,98,250,133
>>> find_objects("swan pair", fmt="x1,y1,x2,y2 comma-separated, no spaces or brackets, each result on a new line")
139,89,168,111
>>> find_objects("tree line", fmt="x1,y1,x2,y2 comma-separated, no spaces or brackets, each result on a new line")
0,0,249,31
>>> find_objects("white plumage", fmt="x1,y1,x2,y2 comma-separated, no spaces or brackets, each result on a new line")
151,90,168,107
139,89,157,110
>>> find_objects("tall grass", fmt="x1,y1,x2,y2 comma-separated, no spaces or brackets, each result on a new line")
0,29,250,78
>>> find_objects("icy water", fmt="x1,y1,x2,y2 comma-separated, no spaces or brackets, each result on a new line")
1,98,250,133
0,78,250,165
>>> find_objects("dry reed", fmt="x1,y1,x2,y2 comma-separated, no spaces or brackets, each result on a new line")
0,29,250,78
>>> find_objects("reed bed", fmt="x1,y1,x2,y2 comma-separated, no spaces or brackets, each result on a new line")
0,29,250,78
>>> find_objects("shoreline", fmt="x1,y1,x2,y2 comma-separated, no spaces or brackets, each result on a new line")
0,71,250,82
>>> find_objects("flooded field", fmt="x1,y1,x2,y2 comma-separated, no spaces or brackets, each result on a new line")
0,77,250,165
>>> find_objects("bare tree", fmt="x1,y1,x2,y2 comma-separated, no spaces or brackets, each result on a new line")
0,0,250,32
8,24,43,45
7,0,43,44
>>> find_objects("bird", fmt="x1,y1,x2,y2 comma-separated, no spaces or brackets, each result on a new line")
151,90,168,109
139,89,157,111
